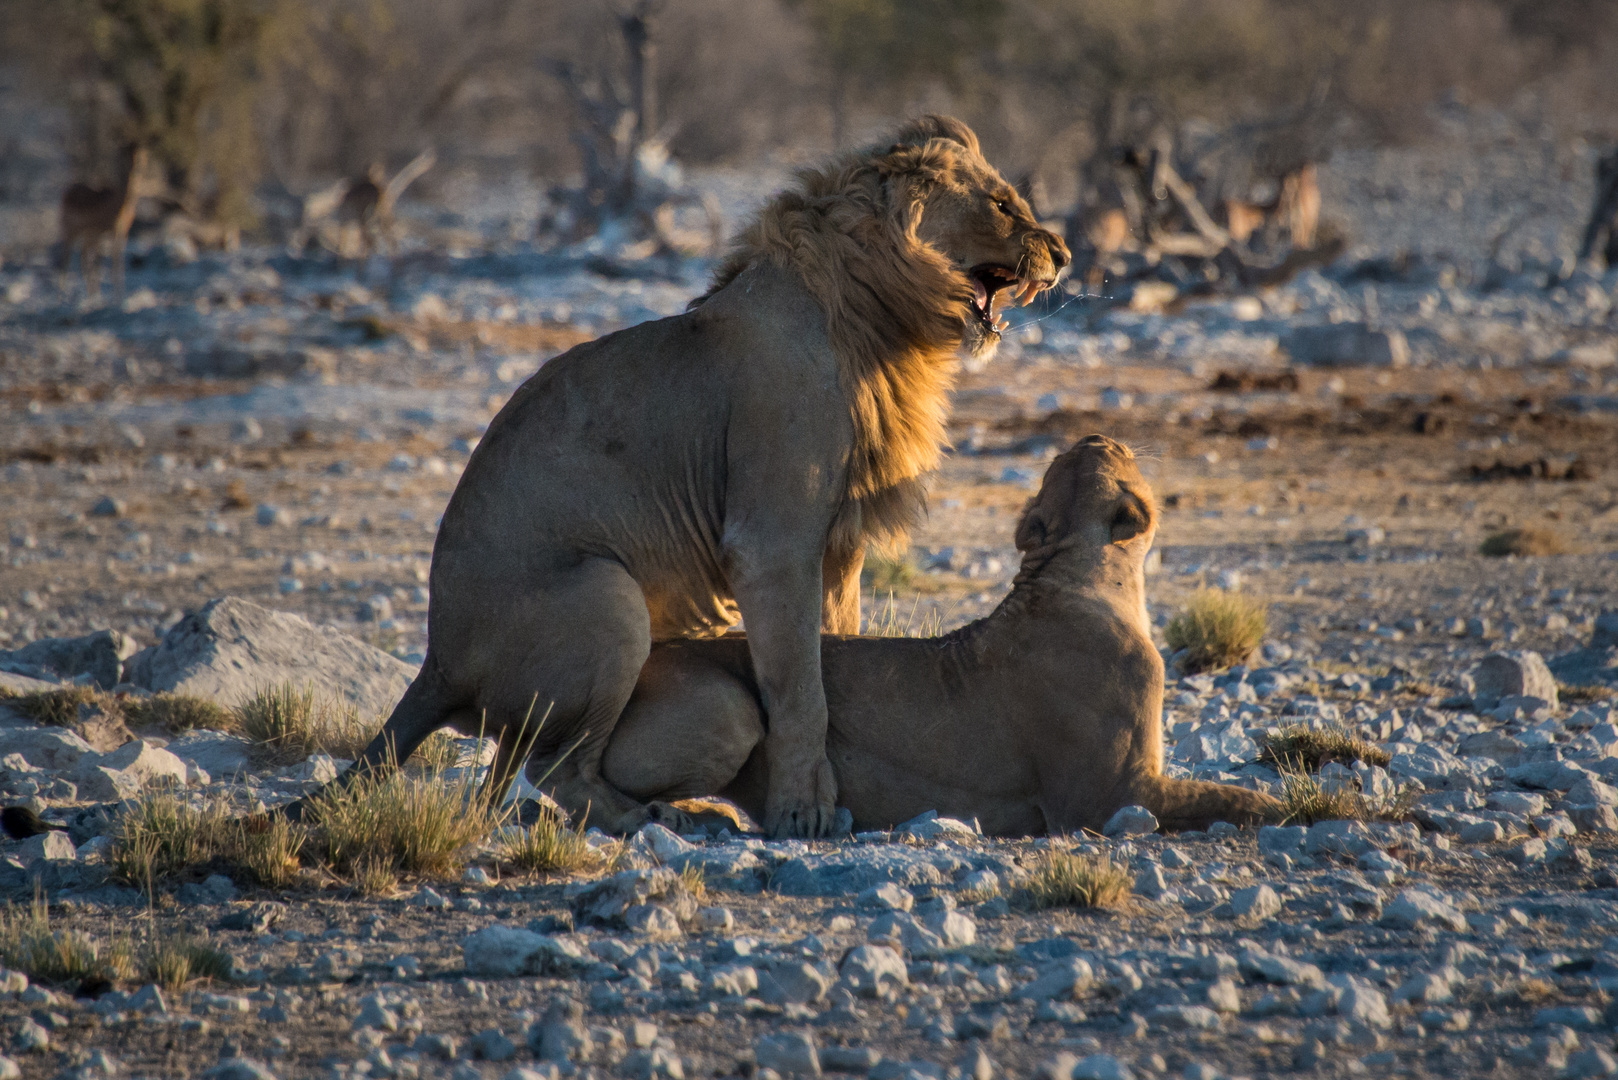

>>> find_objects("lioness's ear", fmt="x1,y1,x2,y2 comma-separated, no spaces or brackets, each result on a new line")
1109,495,1151,543
1015,505,1048,551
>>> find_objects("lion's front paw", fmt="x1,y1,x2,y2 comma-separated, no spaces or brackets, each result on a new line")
764,757,839,839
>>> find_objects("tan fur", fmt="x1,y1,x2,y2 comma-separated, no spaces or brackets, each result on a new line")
286,118,1067,840
603,436,1282,836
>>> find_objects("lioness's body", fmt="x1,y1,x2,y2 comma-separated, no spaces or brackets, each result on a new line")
603,437,1279,835
288,116,1069,837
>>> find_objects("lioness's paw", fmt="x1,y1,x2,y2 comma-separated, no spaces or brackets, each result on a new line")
646,801,697,836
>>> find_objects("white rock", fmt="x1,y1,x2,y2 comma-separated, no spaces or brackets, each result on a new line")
1471,651,1558,711
838,945,908,998
73,739,188,801
632,823,695,863
1227,884,1281,920
1101,805,1158,837
17,832,75,863
1382,888,1468,932
754,1032,820,1077
1019,957,1094,1001
0,727,95,771
461,927,591,977
124,596,416,721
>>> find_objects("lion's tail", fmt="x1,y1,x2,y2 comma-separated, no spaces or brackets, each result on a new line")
1127,774,1283,833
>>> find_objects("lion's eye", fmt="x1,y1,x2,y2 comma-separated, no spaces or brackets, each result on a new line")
994,200,1012,216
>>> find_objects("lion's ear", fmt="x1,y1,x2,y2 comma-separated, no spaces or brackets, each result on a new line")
1014,505,1048,552
888,115,981,155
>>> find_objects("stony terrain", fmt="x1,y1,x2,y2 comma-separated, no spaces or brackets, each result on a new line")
0,104,1617,1079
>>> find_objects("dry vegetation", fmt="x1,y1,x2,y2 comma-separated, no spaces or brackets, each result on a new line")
499,811,610,877
1164,588,1267,673
1480,527,1569,557
5,1,1616,244
1259,724,1392,771
235,682,375,765
1276,762,1414,826
110,794,304,891
301,755,503,887
1024,851,1132,910
0,900,231,991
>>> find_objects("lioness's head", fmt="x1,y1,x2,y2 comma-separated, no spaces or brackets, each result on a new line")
871,116,1071,356
1014,435,1157,559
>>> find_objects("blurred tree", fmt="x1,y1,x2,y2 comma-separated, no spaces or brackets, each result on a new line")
83,0,300,226
791,0,1006,147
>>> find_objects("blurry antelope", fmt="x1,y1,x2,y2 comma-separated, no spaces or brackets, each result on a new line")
56,144,151,300
295,149,436,257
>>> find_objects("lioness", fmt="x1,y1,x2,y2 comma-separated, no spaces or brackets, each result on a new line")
598,436,1281,835
288,116,1069,837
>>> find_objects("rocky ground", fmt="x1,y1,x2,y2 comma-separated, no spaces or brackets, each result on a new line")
1,104,1617,1078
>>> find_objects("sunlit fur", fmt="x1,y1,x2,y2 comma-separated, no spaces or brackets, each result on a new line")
697,115,1063,557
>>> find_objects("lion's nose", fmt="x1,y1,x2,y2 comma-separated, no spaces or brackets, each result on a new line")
1046,232,1071,271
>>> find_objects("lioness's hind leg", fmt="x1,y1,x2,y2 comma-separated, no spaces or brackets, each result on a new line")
601,650,764,804
1134,776,1283,832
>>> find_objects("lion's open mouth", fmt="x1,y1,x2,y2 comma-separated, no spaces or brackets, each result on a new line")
967,264,1046,335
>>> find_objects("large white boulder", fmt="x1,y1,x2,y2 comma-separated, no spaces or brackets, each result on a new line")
123,597,416,718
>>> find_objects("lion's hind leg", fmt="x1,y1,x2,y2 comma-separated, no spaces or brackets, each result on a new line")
477,556,657,835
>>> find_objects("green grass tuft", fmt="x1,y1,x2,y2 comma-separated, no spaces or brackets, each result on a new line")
1025,851,1132,910
1164,588,1267,673
110,793,304,891
1275,760,1415,826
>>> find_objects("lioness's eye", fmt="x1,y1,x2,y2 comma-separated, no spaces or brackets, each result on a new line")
994,200,1012,215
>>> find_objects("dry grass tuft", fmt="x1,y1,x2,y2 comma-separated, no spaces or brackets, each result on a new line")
863,593,944,638
349,854,399,897
236,683,375,764
1479,527,1567,557
1025,851,1132,910
1260,724,1391,770
1275,762,1416,826
1561,683,1616,704
0,900,135,986
500,810,608,877
1164,588,1267,673
0,685,109,728
146,934,232,992
679,864,707,901
304,755,502,882
124,693,235,735
110,793,304,890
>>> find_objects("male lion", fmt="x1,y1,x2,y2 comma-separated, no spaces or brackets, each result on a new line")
287,116,1069,838
599,436,1281,835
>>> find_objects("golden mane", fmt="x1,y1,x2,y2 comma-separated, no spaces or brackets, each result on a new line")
695,116,982,553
